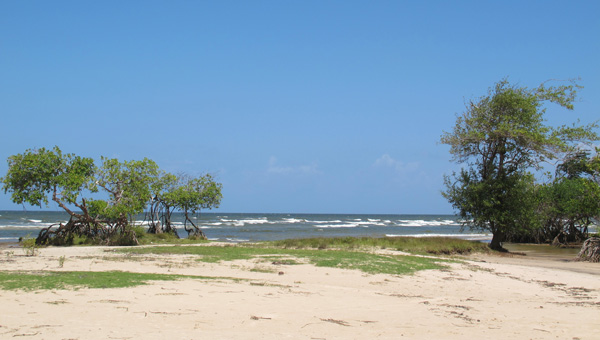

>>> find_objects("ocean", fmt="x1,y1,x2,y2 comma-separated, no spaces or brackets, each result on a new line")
0,210,491,243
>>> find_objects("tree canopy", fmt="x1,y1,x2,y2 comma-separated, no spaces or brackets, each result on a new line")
441,79,599,250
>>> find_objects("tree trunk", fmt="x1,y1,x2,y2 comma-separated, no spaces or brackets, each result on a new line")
577,237,600,262
489,231,507,252
551,230,568,247
183,211,207,240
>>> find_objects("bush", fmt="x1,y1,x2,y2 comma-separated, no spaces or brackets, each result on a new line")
20,236,39,256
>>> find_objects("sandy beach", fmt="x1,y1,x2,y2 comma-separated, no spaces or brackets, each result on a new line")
0,244,598,339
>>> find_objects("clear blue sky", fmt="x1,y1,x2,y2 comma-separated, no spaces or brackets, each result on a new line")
1,1,598,214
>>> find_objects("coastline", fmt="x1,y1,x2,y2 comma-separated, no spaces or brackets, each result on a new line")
0,244,598,339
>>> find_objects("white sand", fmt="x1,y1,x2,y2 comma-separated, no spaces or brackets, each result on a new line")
0,245,598,339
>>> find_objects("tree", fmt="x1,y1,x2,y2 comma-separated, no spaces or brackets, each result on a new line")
148,173,222,239
1,146,94,214
147,172,179,235
539,177,600,245
443,168,542,248
537,150,600,245
441,79,598,250
88,156,160,240
174,174,222,238
0,147,101,244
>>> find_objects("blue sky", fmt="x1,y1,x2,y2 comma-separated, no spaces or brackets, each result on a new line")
1,1,598,214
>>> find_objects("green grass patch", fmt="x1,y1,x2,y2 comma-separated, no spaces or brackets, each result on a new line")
268,236,490,255
0,271,216,291
120,243,448,275
124,245,291,263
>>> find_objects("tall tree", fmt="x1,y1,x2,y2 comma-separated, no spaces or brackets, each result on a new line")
441,79,598,250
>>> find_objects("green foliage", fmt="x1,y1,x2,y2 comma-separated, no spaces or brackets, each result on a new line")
556,150,596,179
131,225,147,239
441,79,599,250
534,159,600,244
132,224,209,245
70,234,94,245
162,174,222,213
443,170,542,243
107,231,139,246
86,199,109,220
20,235,39,256
93,157,159,222
148,172,222,238
1,146,95,213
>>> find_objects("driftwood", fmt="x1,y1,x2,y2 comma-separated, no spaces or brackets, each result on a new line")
576,237,600,263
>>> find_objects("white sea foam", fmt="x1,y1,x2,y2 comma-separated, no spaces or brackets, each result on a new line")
221,218,272,226
311,220,342,224
282,218,306,223
395,219,459,227
242,219,271,224
316,221,386,227
28,219,42,223
134,220,151,226
316,223,369,228
0,224,47,229
357,221,386,226
226,238,250,242
386,233,491,240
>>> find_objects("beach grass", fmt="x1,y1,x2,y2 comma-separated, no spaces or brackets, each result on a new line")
267,236,490,255
0,270,231,291
120,242,450,275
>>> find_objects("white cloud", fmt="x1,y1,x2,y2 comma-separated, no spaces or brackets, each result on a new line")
374,154,419,173
267,156,320,175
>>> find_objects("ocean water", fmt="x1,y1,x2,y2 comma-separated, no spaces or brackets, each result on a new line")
0,210,491,243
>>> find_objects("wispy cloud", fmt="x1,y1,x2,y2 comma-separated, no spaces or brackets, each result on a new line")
374,154,419,173
267,156,320,175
